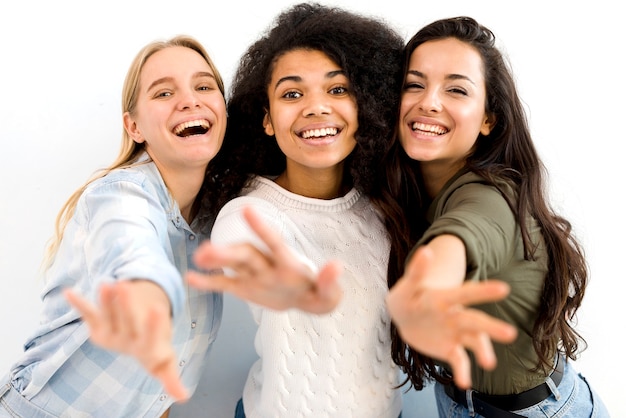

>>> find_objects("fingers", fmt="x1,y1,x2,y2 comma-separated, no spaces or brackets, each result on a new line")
110,282,136,341
448,307,517,344
145,308,189,402
155,362,189,403
64,288,103,335
302,260,343,314
447,345,472,389
193,241,269,275
186,270,237,292
241,206,287,257
449,280,511,308
64,286,121,346
317,260,342,302
65,283,186,401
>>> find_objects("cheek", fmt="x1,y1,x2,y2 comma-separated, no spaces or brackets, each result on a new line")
456,107,486,132
211,97,227,118
399,92,417,115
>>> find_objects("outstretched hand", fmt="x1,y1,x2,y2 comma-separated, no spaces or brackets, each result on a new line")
187,206,343,314
64,280,189,402
386,246,518,389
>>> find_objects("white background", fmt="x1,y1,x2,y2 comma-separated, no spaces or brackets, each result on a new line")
0,1,622,417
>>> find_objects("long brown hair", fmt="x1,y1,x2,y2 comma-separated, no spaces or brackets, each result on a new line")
373,16,588,389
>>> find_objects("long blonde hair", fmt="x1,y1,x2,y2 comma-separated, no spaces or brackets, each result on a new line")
41,35,225,271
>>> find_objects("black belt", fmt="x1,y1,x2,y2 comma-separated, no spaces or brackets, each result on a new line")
443,355,564,417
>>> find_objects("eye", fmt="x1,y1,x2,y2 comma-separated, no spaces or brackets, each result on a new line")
448,87,468,96
282,90,302,99
154,90,173,98
329,85,349,95
403,82,424,91
197,78,218,92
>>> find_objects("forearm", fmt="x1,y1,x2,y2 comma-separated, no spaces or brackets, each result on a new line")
416,234,466,289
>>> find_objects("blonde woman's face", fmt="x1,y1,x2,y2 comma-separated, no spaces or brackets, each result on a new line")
123,46,226,174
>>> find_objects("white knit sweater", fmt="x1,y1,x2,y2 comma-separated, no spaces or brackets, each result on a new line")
211,176,402,418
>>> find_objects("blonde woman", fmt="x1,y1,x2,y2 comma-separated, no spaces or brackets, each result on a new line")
0,35,227,418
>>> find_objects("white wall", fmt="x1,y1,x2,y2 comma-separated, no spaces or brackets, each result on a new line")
0,1,622,417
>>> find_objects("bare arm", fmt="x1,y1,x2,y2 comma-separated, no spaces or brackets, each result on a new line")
386,235,518,389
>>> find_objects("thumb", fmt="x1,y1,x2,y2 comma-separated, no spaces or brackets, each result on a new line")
316,260,343,312
403,246,434,285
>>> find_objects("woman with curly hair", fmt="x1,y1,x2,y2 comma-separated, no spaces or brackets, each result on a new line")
187,3,407,417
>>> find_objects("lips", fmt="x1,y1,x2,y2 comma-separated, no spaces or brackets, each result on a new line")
173,119,211,137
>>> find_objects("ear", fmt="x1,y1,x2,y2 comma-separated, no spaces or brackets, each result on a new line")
123,112,145,143
480,112,496,136
263,110,275,136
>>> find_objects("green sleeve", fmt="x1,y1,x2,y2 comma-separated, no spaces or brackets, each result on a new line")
416,181,518,282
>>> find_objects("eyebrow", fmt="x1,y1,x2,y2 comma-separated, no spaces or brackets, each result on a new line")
406,69,476,86
273,69,346,91
146,71,216,92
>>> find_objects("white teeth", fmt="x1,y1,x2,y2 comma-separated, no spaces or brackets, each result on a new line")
411,122,447,135
173,119,210,135
301,127,338,139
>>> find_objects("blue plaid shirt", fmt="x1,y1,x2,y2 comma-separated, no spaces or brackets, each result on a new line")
6,153,222,417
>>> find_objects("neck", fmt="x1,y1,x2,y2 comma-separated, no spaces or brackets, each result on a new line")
421,161,464,198
275,165,349,200
159,166,205,224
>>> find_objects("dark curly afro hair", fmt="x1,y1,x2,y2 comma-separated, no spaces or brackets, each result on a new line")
204,2,404,215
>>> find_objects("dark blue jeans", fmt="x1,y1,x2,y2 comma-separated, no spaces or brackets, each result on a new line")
234,398,245,418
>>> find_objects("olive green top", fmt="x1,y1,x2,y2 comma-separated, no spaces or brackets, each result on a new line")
414,170,552,395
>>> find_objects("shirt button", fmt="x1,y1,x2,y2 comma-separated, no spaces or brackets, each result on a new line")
160,395,167,401
179,360,186,367
189,235,196,241
191,322,196,328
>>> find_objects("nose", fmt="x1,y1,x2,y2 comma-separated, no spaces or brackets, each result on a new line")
302,92,331,117
178,89,201,110
418,88,442,113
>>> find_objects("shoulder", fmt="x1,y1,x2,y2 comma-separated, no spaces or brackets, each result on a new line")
77,162,171,219
85,162,164,196
439,172,513,215
426,171,517,240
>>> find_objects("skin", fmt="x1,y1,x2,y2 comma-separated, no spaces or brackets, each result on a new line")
188,49,356,309
265,49,358,199
399,38,493,198
124,46,226,221
65,45,227,403
386,38,518,389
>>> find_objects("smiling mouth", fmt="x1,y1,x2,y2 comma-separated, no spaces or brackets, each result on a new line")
299,127,339,139
411,122,448,136
174,120,211,137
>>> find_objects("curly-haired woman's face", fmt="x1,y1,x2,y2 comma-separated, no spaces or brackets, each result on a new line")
263,49,358,195
399,38,493,185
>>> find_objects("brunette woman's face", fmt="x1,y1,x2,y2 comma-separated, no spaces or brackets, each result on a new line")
263,49,358,178
398,38,493,177
123,46,227,174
